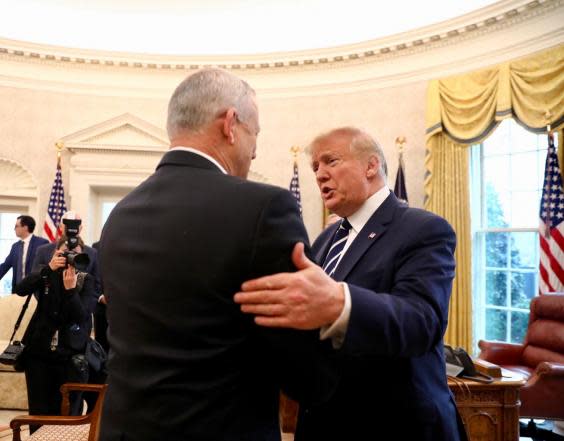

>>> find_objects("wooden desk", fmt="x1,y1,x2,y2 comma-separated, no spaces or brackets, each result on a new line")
280,369,525,440
449,370,525,441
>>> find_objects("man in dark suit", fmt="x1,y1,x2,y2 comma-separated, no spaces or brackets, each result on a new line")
99,68,335,441
0,215,48,292
32,211,101,295
235,127,467,440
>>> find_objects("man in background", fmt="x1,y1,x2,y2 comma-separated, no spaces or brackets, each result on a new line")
235,127,467,440
32,211,100,295
0,215,48,292
99,68,334,441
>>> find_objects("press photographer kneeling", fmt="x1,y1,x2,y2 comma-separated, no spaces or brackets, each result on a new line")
13,236,98,432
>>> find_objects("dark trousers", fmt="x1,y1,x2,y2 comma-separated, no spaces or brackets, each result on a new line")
85,302,109,413
94,302,109,354
25,354,88,433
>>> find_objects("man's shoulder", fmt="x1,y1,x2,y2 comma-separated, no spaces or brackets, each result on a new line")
36,241,55,253
394,206,455,239
398,205,449,224
218,174,294,203
31,236,49,246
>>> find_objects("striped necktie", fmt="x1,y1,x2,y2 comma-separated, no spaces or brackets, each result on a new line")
322,218,352,276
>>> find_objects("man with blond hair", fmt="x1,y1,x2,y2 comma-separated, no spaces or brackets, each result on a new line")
236,127,467,440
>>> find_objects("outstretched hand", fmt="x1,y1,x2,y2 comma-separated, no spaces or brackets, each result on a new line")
234,242,344,329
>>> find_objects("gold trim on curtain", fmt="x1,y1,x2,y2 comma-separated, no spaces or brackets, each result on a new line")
425,44,564,352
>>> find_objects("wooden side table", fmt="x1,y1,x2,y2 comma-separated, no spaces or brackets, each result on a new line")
449,369,525,441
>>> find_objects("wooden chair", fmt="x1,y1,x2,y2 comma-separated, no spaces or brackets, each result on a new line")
10,383,107,441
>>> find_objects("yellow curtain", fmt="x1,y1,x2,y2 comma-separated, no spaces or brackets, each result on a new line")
425,44,564,352
425,137,472,349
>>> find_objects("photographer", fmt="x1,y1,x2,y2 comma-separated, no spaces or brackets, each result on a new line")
32,211,101,296
13,238,98,431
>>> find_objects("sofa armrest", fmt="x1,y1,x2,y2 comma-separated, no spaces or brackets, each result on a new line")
535,361,564,377
478,340,524,365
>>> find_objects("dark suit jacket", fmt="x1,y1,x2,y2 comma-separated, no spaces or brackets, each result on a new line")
296,193,466,441
99,150,335,441
0,235,49,292
14,266,98,356
33,241,101,295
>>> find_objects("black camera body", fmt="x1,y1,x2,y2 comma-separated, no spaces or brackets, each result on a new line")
61,250,89,271
61,218,89,271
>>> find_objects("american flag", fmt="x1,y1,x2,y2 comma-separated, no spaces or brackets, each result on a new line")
43,157,67,242
289,161,302,216
539,132,564,294
393,152,408,205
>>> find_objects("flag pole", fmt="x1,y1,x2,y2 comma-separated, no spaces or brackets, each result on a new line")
55,141,64,166
288,146,303,217
395,136,406,166
543,111,553,238
393,136,408,204
544,110,552,134
290,145,300,162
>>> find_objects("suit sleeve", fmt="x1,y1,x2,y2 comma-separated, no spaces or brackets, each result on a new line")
343,215,456,357
12,270,44,296
88,248,103,296
64,274,98,323
0,244,15,280
248,189,338,405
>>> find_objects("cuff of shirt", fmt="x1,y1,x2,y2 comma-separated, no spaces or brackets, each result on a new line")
319,282,351,349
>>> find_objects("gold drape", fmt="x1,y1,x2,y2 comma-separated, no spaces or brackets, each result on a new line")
425,45,564,352
425,137,472,348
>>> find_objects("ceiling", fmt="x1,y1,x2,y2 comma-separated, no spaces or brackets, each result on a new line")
0,0,499,55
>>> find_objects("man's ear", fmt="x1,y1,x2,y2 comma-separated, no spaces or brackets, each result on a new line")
366,155,379,178
222,108,238,144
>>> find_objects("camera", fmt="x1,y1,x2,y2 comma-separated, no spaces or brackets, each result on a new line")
61,250,89,271
61,218,89,271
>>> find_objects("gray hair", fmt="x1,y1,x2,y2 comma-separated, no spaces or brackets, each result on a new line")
166,68,256,139
308,127,388,178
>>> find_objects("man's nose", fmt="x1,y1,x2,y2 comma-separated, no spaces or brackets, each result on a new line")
316,166,329,182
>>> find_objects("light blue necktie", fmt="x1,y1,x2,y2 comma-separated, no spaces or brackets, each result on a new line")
322,218,352,277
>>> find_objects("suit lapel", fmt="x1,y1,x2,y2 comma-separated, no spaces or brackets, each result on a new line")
314,223,340,265
332,193,400,281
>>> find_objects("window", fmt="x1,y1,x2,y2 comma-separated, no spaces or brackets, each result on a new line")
90,188,131,242
471,119,550,346
0,212,19,296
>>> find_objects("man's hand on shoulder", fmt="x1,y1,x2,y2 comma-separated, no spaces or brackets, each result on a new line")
234,242,344,330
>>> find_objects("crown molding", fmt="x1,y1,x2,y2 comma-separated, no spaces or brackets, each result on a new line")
0,0,562,97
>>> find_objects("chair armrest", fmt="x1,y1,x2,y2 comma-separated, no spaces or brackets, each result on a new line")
535,361,564,377
478,340,524,365
60,383,106,394
10,414,91,441
60,383,105,415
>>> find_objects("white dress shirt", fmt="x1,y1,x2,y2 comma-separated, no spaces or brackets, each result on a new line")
169,147,228,175
21,233,33,278
320,186,391,348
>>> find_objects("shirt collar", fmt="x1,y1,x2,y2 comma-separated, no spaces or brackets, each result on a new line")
169,147,228,175
347,186,391,233
22,233,33,245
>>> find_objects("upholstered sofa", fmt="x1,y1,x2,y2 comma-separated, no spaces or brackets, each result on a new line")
0,294,35,410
